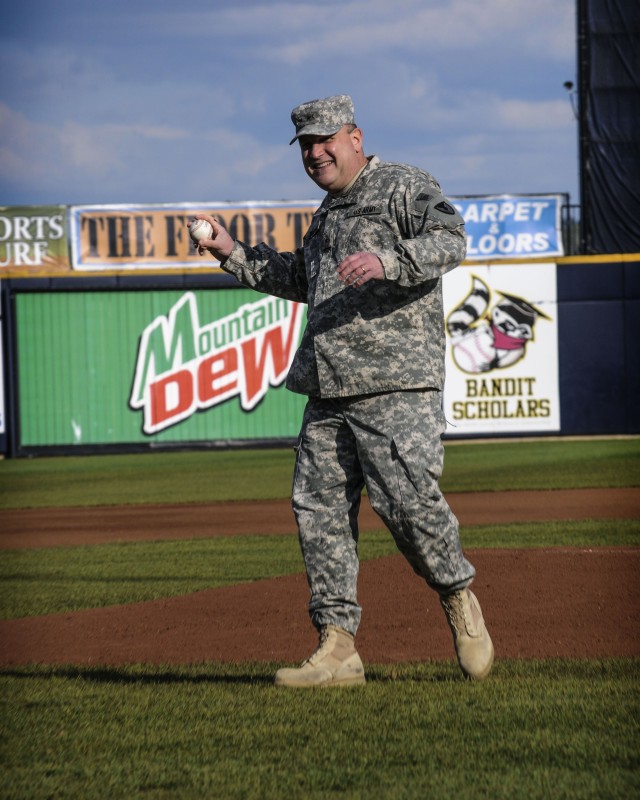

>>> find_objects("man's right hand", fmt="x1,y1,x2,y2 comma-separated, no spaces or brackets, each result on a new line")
189,215,235,261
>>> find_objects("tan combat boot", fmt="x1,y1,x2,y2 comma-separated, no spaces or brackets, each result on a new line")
274,625,366,688
440,588,494,680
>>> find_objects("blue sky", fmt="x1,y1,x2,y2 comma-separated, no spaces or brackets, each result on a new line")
0,0,579,208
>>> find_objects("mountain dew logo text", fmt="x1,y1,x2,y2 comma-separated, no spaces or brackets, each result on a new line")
130,292,303,434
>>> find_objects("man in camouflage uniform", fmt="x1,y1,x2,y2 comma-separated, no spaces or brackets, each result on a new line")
191,95,494,686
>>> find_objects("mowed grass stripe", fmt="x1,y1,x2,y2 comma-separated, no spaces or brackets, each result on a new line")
1,519,639,619
1,438,638,510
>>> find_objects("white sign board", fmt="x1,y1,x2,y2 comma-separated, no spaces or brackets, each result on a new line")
442,262,560,435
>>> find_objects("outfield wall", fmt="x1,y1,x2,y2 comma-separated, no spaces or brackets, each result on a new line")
0,197,637,455
1,253,638,457
556,256,640,435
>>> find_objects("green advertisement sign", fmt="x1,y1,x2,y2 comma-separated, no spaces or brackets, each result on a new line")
16,288,307,448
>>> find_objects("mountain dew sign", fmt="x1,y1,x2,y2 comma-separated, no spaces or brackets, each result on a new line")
15,288,306,449
130,292,304,435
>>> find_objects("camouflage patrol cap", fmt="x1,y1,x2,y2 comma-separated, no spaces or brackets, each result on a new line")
289,95,356,145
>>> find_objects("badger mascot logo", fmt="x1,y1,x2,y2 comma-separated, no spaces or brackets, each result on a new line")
447,276,550,374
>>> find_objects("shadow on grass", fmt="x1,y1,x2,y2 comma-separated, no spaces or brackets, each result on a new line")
0,662,465,685
0,665,275,685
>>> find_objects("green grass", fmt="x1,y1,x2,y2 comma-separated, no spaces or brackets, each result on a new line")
2,520,639,619
1,438,638,509
1,439,638,798
2,660,638,799
0,534,304,619
0,448,297,510
443,437,640,492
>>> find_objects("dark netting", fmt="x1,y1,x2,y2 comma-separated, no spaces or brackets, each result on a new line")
581,0,640,253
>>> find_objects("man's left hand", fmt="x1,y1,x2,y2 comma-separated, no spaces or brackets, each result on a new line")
337,252,385,287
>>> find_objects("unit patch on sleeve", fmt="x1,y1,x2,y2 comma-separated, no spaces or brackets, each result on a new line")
426,196,464,227
434,201,457,215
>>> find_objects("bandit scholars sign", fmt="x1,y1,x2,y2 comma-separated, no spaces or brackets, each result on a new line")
451,377,552,424
442,262,560,435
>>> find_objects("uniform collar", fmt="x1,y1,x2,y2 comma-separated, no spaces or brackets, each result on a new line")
324,156,379,208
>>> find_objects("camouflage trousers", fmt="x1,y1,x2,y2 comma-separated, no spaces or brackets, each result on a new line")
291,389,475,636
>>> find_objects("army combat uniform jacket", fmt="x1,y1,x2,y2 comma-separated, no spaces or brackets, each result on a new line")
220,156,466,398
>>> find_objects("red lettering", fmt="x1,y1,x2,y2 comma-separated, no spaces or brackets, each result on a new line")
239,305,300,408
198,348,238,404
148,369,194,430
140,302,302,433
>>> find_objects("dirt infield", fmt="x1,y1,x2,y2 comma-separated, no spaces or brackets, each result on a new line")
2,487,638,550
1,487,639,667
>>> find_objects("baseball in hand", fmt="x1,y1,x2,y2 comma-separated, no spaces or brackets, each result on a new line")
189,218,214,243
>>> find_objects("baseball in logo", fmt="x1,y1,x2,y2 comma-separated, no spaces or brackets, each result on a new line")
446,275,550,375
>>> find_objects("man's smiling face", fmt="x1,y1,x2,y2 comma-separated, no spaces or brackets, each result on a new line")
298,125,366,194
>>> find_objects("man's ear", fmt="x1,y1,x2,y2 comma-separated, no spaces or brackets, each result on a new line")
350,127,364,153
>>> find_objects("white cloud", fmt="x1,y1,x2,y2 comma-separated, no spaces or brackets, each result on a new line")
134,0,574,65
0,0,578,204
0,103,183,198
57,122,124,175
0,103,65,185
201,0,575,64
0,98,292,204
497,98,574,130
199,128,285,177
